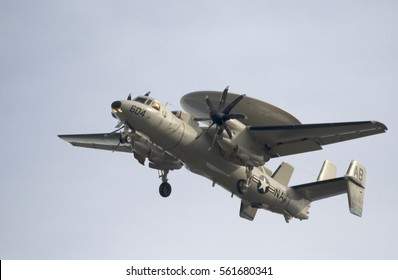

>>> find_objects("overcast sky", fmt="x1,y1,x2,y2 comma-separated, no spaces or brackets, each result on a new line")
1,0,396,259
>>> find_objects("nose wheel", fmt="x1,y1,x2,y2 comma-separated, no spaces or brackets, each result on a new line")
158,169,172,197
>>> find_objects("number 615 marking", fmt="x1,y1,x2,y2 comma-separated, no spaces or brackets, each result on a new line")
130,105,146,117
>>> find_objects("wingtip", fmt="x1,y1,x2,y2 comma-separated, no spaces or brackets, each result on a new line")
371,121,388,132
58,134,70,142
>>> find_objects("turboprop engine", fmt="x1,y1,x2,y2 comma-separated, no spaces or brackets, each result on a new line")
217,136,266,167
129,134,183,171
193,86,268,167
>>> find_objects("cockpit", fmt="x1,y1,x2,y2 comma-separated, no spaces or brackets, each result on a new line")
133,96,161,111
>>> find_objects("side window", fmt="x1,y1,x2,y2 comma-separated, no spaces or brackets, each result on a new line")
151,101,160,111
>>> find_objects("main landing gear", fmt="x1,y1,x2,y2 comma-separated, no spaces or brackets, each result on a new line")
158,169,172,198
236,166,253,195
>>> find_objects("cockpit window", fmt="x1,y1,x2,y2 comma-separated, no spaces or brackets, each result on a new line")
133,97,148,104
151,100,161,111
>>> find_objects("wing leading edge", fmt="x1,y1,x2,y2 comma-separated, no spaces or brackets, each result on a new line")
58,133,133,153
249,121,387,158
58,133,183,170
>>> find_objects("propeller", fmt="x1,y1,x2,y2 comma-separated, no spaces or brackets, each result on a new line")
195,86,246,150
108,90,150,150
103,124,128,152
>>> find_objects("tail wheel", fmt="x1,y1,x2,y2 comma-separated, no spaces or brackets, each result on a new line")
159,182,172,197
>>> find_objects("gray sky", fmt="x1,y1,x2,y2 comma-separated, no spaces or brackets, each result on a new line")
0,0,396,259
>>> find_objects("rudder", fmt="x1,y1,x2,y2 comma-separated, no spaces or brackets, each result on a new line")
345,160,366,217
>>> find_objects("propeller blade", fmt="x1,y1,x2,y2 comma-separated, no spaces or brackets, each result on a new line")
224,125,233,139
200,88,246,149
218,86,229,111
112,140,121,153
226,113,246,120
196,122,215,140
208,126,220,151
205,96,216,112
194,117,211,122
105,126,124,137
223,94,245,114
115,121,124,128
195,131,203,140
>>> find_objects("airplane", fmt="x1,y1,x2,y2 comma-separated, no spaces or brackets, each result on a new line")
58,87,387,222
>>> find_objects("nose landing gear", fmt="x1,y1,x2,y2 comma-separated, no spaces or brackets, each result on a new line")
159,182,172,197
158,169,172,197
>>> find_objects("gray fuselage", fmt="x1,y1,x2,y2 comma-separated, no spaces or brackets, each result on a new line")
114,98,310,220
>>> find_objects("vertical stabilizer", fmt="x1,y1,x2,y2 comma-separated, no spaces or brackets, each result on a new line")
345,160,366,217
317,160,337,181
272,162,294,186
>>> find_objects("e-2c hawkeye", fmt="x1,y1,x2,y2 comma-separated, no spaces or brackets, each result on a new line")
59,87,387,222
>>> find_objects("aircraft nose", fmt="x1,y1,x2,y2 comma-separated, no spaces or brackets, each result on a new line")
111,101,122,109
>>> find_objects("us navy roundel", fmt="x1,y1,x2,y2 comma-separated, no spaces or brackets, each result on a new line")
257,176,270,194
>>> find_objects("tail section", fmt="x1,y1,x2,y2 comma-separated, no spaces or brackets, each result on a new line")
317,160,337,181
239,200,257,221
272,162,294,186
292,160,367,218
345,160,366,217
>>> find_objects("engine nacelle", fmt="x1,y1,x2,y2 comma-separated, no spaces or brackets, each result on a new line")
131,135,183,170
217,137,265,167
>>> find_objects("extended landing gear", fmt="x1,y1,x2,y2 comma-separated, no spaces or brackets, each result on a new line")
236,179,248,194
236,166,253,195
158,170,172,198
159,182,172,197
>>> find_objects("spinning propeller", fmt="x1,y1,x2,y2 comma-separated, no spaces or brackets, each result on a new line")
195,86,246,150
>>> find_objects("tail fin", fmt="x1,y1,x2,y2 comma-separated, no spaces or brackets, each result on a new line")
272,162,294,186
345,160,366,217
317,160,337,181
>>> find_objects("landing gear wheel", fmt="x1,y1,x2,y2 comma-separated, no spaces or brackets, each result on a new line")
236,179,249,194
159,182,172,198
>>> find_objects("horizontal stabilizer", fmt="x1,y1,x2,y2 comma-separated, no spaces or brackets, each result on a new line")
292,160,366,217
239,200,257,221
292,178,347,202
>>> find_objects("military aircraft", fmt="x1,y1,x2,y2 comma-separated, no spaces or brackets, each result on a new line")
59,87,387,222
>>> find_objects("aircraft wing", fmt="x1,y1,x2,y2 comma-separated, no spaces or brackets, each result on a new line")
58,133,133,153
248,121,387,157
291,177,347,201
58,133,183,170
